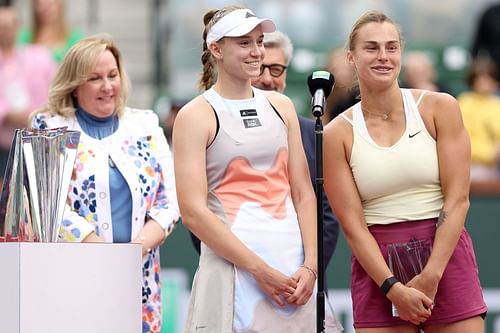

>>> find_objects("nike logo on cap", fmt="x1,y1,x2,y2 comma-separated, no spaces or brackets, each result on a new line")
409,130,422,138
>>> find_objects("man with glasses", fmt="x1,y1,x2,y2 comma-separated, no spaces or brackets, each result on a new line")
252,56,288,92
251,31,340,288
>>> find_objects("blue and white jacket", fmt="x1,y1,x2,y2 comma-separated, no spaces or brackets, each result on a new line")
32,107,180,333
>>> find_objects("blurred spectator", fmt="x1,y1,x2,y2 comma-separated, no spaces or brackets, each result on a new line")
17,0,83,63
401,50,450,93
471,3,500,76
163,98,188,146
458,58,500,181
0,4,56,185
325,48,359,122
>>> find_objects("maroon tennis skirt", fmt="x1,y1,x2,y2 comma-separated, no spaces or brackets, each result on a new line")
351,218,488,328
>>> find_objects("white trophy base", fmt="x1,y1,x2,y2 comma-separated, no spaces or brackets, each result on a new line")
0,242,142,333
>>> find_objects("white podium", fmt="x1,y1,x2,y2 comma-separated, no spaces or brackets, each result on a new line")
0,242,142,333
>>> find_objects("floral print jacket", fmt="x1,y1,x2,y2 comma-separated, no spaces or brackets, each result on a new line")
32,107,180,333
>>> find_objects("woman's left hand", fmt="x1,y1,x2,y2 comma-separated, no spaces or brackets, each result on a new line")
132,219,167,257
406,270,440,304
284,266,316,305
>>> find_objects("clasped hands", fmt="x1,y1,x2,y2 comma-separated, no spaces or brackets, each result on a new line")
253,264,317,308
388,272,439,326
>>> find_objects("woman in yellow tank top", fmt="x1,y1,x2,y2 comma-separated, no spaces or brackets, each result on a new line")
324,10,487,333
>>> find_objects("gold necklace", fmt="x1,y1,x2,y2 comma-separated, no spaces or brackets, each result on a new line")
361,104,394,120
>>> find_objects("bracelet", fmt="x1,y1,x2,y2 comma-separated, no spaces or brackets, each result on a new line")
380,276,399,295
300,264,318,279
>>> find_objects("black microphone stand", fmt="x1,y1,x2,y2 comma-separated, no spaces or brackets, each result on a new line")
307,70,334,333
314,115,325,333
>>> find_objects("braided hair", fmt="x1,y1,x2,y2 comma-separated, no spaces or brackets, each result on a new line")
198,5,243,91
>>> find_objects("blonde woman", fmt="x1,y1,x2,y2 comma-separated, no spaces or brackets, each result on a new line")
18,0,83,63
31,34,179,333
324,10,487,333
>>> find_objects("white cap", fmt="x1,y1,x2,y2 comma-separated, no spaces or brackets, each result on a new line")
206,9,276,46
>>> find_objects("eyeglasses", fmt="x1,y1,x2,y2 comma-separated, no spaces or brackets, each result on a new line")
259,64,287,77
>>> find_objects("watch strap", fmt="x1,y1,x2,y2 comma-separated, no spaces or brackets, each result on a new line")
380,276,399,295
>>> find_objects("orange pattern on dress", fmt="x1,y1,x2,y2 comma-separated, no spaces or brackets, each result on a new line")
214,149,290,224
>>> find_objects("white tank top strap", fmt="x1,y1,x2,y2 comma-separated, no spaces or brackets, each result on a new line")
202,88,226,112
339,113,354,126
353,101,377,144
401,89,430,135
415,90,428,107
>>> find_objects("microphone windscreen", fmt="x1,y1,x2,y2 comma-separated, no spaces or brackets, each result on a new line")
307,71,335,98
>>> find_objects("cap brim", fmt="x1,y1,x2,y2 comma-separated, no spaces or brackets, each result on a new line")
225,18,276,37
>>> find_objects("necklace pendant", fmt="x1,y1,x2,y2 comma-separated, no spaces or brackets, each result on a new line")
382,114,389,120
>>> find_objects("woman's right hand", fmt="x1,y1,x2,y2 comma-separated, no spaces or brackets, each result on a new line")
387,283,433,325
252,264,298,307
82,231,104,242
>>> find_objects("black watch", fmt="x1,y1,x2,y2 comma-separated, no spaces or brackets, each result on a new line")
380,276,399,295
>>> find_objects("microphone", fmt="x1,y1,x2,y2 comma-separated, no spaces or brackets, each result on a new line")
307,71,335,117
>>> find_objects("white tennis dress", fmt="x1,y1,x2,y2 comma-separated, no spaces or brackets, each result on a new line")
183,87,342,333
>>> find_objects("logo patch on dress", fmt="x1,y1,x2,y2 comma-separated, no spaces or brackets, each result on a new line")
240,109,258,117
243,118,262,128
